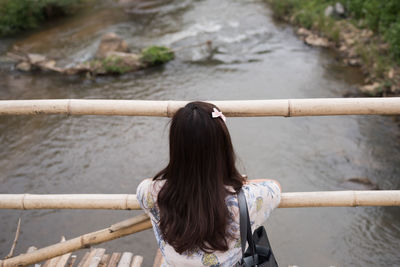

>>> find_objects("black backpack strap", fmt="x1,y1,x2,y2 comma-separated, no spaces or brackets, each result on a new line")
237,189,256,260
237,189,248,256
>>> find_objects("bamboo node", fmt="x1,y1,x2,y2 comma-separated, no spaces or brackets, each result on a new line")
167,101,172,118
22,194,26,210
67,99,72,116
287,99,292,117
353,191,359,207
125,194,129,210
80,235,87,248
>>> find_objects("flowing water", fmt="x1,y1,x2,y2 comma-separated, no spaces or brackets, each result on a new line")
1,0,400,266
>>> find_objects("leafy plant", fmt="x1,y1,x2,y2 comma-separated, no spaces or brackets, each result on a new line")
344,0,400,61
140,46,174,66
0,0,81,36
101,56,131,74
385,21,400,61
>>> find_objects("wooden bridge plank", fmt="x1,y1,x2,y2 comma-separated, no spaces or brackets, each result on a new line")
106,253,121,267
54,251,72,267
98,254,110,267
130,255,143,267
79,249,103,267
152,249,163,267
66,255,77,267
117,252,133,267
88,248,106,267
76,252,90,267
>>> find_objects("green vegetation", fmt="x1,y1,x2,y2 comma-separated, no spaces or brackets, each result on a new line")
341,0,400,61
0,0,81,36
101,56,131,74
85,45,175,75
87,56,132,75
78,45,175,76
267,0,400,62
140,46,174,66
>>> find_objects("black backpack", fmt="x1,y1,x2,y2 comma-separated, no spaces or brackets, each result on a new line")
235,189,279,267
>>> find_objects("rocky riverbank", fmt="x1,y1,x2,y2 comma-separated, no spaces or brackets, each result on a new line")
267,0,400,97
7,32,174,76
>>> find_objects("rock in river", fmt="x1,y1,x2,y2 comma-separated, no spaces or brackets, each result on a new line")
360,82,381,96
16,61,31,72
305,35,330,48
27,53,47,64
297,28,331,48
8,33,174,76
95,32,129,59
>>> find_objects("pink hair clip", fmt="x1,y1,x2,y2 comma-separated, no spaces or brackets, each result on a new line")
211,108,226,122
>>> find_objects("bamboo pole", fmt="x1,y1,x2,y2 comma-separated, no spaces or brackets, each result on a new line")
0,191,400,210
0,194,140,210
42,236,66,267
278,190,400,208
109,213,149,232
3,218,21,259
0,98,400,117
0,215,152,267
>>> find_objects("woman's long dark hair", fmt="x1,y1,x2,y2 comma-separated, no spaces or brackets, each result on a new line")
153,101,245,254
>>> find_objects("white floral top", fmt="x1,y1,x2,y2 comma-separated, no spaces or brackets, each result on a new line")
136,179,281,267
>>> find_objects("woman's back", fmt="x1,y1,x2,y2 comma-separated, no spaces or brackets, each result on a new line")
136,101,281,266
137,178,281,267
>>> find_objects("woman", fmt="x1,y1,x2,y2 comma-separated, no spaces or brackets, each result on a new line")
137,101,281,266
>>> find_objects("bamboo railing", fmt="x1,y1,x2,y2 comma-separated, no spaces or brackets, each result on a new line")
0,190,400,266
1,98,400,117
1,98,400,266
1,191,400,210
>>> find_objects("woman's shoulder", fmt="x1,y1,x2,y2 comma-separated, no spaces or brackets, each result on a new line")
242,180,281,211
136,179,166,211
241,179,281,227
243,180,281,195
137,178,166,192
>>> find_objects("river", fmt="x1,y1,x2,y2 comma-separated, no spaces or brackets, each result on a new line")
0,0,400,266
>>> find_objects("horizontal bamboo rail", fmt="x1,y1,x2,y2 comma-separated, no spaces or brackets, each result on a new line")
280,190,400,207
1,191,400,210
0,194,141,210
1,98,400,117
